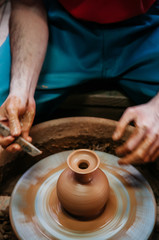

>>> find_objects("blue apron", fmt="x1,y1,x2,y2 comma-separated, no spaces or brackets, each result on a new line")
1,0,159,120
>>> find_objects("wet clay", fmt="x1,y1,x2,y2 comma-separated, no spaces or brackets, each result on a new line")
12,163,135,235
56,149,110,218
9,162,67,239
49,186,117,232
9,151,156,240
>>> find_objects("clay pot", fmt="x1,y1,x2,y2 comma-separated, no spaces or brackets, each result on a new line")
56,149,110,219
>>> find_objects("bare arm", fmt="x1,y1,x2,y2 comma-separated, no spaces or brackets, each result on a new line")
10,0,48,100
0,0,49,152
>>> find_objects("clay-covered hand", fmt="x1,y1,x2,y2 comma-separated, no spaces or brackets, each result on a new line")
112,95,159,165
0,95,35,152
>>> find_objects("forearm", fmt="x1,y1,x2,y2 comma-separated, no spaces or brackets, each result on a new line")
9,0,49,103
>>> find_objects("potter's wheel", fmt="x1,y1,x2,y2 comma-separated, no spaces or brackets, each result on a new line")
9,151,156,240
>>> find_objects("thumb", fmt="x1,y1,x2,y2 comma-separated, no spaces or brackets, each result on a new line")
21,103,35,141
7,107,21,136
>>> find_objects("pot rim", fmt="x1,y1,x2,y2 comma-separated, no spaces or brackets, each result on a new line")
67,149,100,174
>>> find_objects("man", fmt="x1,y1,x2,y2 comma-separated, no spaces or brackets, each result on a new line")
0,0,159,164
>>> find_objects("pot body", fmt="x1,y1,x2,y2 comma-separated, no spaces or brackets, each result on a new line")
57,167,109,218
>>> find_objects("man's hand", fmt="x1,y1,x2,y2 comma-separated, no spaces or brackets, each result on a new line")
0,95,35,152
112,94,159,165
0,0,49,154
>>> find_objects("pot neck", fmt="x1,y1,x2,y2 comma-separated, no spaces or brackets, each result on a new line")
74,172,94,184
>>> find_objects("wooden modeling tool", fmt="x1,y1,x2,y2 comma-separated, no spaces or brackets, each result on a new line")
0,123,42,157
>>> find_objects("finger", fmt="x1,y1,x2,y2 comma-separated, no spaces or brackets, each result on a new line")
25,136,32,142
112,108,136,140
118,136,155,165
21,105,35,140
0,121,9,127
7,106,21,136
150,148,159,162
116,126,146,156
0,116,7,121
0,105,7,121
118,155,144,165
144,135,159,162
6,143,22,153
0,135,15,148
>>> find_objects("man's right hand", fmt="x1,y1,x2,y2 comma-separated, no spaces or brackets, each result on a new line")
0,95,35,152
2,0,48,153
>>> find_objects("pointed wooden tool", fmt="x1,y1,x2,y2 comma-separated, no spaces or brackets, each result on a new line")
0,123,42,156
